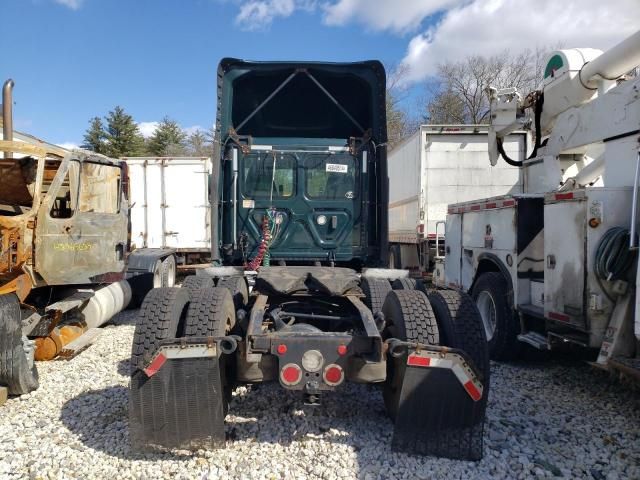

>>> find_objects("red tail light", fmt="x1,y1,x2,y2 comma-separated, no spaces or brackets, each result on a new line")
323,364,344,386
280,363,302,386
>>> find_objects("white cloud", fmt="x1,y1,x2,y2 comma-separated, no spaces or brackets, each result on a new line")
322,0,461,33
57,142,79,150
137,121,159,139
399,0,640,84
235,0,316,30
53,0,84,10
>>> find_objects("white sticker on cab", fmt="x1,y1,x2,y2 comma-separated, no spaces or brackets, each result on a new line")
326,163,348,173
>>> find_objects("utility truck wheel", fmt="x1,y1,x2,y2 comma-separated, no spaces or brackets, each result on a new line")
389,244,402,269
184,287,236,414
0,294,39,395
162,255,177,287
382,290,439,420
130,287,188,371
361,277,392,316
217,276,249,309
181,275,215,299
471,272,520,361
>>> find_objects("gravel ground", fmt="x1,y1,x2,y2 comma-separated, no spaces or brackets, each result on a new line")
0,309,639,480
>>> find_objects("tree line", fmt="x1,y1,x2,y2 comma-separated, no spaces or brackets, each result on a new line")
81,107,213,158
82,48,551,157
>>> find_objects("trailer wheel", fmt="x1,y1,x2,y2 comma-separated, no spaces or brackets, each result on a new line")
216,276,249,309
389,244,402,269
382,290,439,419
184,287,236,414
0,294,39,395
471,272,520,360
361,277,392,316
162,255,177,287
130,287,189,372
181,275,215,299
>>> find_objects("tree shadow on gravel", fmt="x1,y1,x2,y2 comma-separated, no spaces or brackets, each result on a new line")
60,385,194,461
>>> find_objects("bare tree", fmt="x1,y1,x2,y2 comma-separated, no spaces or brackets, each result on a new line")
424,48,551,125
386,63,418,151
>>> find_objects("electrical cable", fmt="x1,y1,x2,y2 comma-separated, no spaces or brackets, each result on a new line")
594,227,637,301
497,91,544,167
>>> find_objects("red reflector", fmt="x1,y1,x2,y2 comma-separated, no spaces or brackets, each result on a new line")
337,344,347,356
555,192,574,200
407,354,430,367
485,202,497,209
548,311,570,322
470,205,481,211
417,224,425,233
144,353,167,377
502,200,516,207
323,364,344,386
277,344,287,355
281,364,302,385
464,380,482,402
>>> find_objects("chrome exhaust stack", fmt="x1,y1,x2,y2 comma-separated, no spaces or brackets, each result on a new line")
2,78,14,159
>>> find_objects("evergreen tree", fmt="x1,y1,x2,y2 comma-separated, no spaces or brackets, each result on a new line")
186,130,211,157
81,117,107,153
104,106,145,157
147,117,187,156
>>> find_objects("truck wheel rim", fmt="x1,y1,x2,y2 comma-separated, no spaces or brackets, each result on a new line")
165,259,176,287
476,291,497,341
153,261,163,288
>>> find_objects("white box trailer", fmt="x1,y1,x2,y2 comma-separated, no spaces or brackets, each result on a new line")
123,157,211,265
387,125,526,273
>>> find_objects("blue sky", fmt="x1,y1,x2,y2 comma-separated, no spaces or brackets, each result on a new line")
3,0,639,148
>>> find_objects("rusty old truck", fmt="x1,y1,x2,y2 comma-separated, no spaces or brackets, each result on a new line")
0,79,176,395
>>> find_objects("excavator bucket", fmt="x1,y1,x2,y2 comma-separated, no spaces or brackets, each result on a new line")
129,342,227,451
391,348,487,461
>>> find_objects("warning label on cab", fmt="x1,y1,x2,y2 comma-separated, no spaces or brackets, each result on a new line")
326,163,348,173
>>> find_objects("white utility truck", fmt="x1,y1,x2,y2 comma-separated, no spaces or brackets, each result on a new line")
388,125,525,275
439,30,640,377
123,157,212,267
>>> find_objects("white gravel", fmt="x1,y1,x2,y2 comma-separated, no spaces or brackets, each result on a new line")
0,309,639,480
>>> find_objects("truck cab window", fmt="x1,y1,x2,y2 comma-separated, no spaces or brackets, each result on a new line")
243,153,295,198
78,162,121,213
306,155,357,199
47,160,79,219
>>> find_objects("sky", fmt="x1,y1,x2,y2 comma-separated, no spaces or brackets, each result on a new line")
2,0,640,149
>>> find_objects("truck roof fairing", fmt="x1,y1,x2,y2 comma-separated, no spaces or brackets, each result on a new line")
215,59,387,144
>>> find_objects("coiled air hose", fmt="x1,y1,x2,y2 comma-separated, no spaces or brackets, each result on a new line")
594,227,637,301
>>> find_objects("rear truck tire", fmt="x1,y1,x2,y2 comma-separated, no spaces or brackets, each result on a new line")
129,286,227,451
216,276,249,309
130,287,188,372
428,289,490,460
381,290,439,420
389,244,402,269
181,275,215,299
184,287,236,414
471,272,520,361
361,277,392,316
391,278,416,290
0,294,39,395
162,255,177,287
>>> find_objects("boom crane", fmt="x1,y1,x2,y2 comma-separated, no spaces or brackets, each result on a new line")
441,30,640,377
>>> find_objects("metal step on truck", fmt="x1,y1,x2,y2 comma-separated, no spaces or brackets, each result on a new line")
0,79,177,398
387,125,526,276
436,29,640,377
128,60,491,460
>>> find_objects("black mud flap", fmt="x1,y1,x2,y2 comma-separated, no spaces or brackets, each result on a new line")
129,356,226,451
391,349,486,461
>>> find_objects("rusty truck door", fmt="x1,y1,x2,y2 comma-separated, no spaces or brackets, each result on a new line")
35,156,128,285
